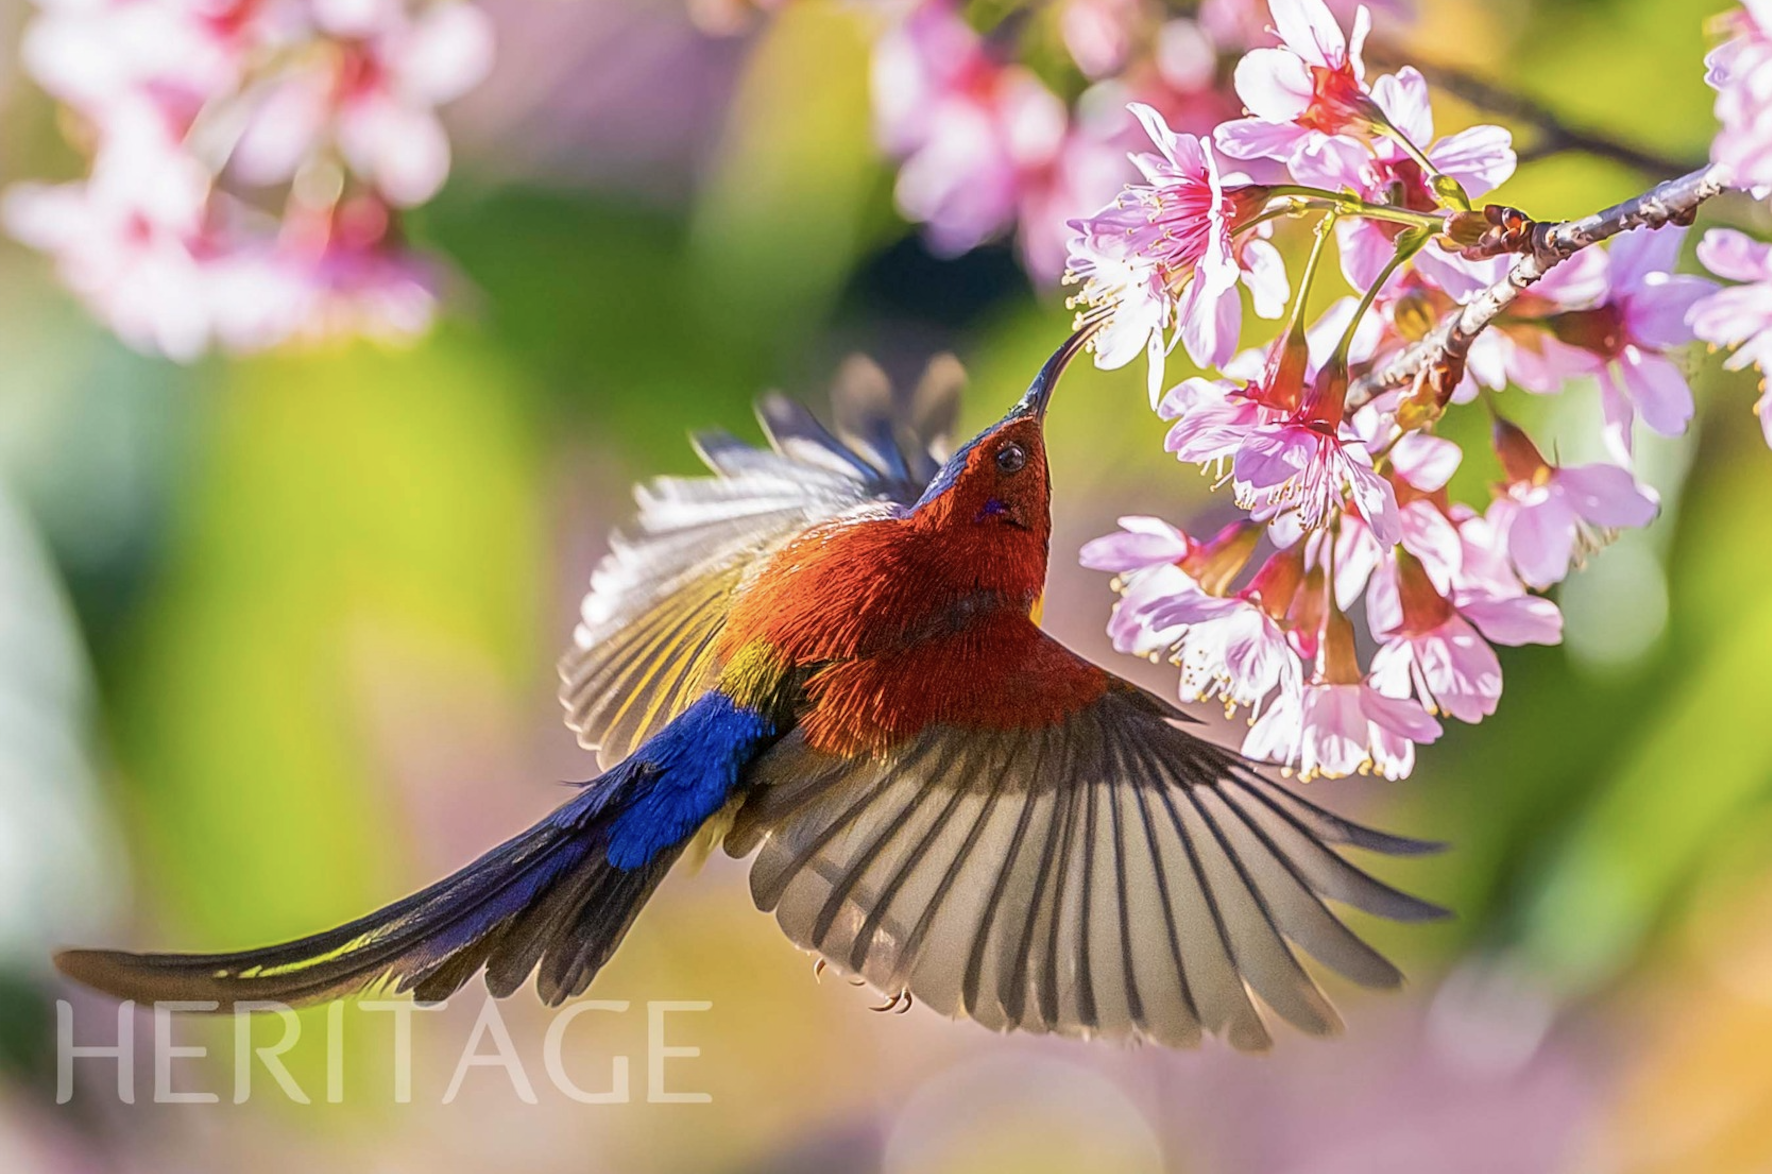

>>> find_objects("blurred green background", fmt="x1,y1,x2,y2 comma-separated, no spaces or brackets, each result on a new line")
2,0,1771,1171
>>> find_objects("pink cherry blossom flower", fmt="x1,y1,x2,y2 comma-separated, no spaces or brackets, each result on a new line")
1465,228,1715,462
235,0,495,207
1233,416,1398,543
1288,68,1515,295
4,101,222,360
1144,546,1306,714
1243,606,1440,780
1689,228,1772,447
1705,1,1772,192
1066,103,1283,395
1084,519,1304,715
1463,248,1609,394
1485,417,1660,590
1060,0,1141,78
875,0,1122,272
1215,0,1384,165
1082,517,1259,655
1581,227,1718,462
1364,549,1560,724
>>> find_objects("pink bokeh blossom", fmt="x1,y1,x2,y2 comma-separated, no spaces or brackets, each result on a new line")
1705,1,1772,192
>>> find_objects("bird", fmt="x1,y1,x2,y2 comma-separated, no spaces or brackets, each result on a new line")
54,329,1444,1052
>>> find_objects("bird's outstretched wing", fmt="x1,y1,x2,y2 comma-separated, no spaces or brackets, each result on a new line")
561,356,963,769
726,681,1444,1051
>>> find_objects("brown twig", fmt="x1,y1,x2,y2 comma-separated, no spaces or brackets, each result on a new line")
1347,165,1734,409
1360,43,1707,180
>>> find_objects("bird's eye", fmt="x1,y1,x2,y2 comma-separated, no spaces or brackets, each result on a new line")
996,443,1027,474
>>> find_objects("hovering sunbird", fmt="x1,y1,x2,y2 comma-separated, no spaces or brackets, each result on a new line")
56,331,1442,1051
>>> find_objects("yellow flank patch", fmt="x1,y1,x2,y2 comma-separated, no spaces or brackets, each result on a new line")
683,793,745,873
718,639,791,714
1029,592,1044,628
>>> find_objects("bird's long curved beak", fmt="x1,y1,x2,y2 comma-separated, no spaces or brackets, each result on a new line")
1012,320,1100,422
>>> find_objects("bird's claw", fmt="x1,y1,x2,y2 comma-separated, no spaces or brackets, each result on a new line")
869,989,914,1014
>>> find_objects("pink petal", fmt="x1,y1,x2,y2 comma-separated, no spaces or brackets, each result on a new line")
1688,284,1772,353
396,2,496,105
1401,500,1463,592
1128,102,1192,171
1333,515,1381,608
1607,225,1685,290
1232,49,1315,123
1239,237,1291,319
1626,274,1717,349
1597,367,1637,464
1336,219,1398,291
1302,686,1372,778
1506,496,1578,589
1359,684,1443,743
1535,246,1610,310
1233,425,1317,490
1372,67,1433,146
1243,687,1304,765
1616,348,1695,437
1289,134,1373,192
1270,0,1346,67
1695,227,1772,283
1389,431,1461,491
1554,463,1660,529
1079,516,1192,571
1428,124,1516,198
1364,555,1402,638
1459,592,1563,647
1346,457,1401,546
1214,117,1310,161
1417,619,1503,722
1148,590,1246,627
1178,267,1243,367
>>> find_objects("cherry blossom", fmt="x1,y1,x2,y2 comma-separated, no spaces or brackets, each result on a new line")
1066,103,1285,394
1290,67,1515,295
1689,228,1772,447
1705,1,1772,192
872,0,1131,281
1365,550,1560,724
1486,418,1660,591
1582,228,1717,462
8,0,489,358
235,0,494,208
1244,606,1440,781
1215,0,1383,166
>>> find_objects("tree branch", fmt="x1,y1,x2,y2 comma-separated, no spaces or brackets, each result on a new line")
1347,164,1734,409
1362,43,1707,179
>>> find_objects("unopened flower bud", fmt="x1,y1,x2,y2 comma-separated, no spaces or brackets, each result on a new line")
1431,174,1473,211
1180,520,1261,595
1442,209,1491,249
1397,352,1466,430
1491,415,1553,486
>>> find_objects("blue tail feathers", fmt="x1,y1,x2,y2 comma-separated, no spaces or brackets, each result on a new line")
54,691,777,1009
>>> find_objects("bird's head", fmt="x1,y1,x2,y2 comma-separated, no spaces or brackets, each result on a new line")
909,326,1093,544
